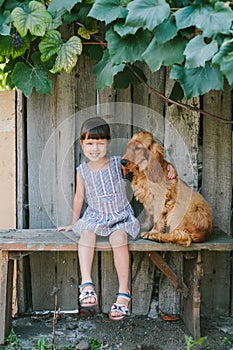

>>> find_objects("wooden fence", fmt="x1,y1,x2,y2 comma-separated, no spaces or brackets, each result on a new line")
16,55,232,319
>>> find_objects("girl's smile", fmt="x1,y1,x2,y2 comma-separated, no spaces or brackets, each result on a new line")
81,138,109,164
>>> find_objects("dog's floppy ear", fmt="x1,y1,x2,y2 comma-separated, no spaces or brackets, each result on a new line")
145,141,164,183
149,141,164,163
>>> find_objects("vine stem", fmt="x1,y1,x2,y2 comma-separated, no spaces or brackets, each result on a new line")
128,65,233,125
83,41,107,46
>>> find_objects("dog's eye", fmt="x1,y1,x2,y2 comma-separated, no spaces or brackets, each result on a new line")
135,145,142,151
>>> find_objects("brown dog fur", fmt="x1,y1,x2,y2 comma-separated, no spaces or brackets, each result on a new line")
121,131,213,246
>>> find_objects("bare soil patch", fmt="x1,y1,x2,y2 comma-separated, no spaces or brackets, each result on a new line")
3,310,233,349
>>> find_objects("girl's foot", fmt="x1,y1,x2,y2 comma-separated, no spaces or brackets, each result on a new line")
79,282,98,307
109,291,131,321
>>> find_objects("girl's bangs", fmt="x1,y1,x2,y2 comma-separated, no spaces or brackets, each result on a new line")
85,130,106,140
81,126,111,140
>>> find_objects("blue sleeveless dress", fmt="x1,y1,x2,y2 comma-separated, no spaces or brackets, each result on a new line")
72,156,140,239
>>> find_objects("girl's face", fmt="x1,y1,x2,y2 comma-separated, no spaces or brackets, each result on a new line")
81,138,109,162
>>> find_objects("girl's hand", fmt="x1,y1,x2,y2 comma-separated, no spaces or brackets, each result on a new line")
167,164,177,180
56,224,73,232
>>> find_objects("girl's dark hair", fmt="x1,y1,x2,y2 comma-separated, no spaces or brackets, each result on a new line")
80,117,111,141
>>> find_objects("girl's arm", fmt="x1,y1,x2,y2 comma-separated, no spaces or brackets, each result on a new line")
57,173,85,232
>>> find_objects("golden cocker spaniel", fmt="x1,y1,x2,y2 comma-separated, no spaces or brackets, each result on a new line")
121,131,213,246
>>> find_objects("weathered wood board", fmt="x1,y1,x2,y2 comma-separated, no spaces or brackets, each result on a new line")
200,251,231,316
101,252,119,314
131,252,155,315
158,252,182,316
202,85,232,316
202,85,232,234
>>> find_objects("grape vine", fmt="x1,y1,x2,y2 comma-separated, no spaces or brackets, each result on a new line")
0,0,232,99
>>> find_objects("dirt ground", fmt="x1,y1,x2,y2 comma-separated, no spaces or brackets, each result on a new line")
3,308,233,350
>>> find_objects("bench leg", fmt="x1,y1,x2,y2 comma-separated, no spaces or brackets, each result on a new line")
147,251,202,338
0,251,14,344
181,251,202,339
147,251,188,297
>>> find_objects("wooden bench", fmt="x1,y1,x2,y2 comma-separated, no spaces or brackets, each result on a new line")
0,227,233,344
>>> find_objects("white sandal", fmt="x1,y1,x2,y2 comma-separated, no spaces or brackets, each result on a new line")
109,292,131,321
79,282,98,307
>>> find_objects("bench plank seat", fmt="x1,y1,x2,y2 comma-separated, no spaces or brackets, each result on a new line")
0,227,232,252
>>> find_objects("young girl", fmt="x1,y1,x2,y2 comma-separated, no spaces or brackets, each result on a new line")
58,116,140,320
58,117,175,321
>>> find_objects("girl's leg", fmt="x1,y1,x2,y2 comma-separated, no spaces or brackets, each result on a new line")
78,230,96,305
109,230,130,317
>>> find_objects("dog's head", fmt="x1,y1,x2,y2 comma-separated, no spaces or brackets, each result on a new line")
121,131,165,182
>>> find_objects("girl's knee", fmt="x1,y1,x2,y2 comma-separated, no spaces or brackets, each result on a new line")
78,230,96,248
109,230,128,248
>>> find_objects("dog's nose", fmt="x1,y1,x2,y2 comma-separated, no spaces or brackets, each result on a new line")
121,159,127,166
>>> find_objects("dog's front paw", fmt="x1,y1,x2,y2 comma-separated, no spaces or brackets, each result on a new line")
141,231,159,241
141,231,149,239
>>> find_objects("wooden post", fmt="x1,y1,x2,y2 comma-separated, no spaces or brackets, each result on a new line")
0,251,14,344
181,251,201,338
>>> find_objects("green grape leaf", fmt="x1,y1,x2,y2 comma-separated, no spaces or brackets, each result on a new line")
48,0,82,15
11,53,53,97
88,0,127,24
184,36,218,68
77,21,99,39
92,49,125,91
50,36,83,73
143,36,187,72
0,35,31,59
195,2,233,37
212,38,233,86
39,30,63,62
114,22,139,37
114,65,147,89
0,9,11,36
11,1,53,37
106,28,151,64
154,17,177,44
174,3,233,36
126,0,170,31
78,27,97,40
174,5,205,29
170,62,224,98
